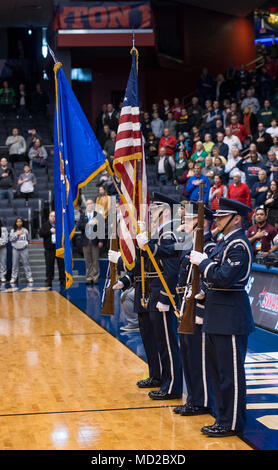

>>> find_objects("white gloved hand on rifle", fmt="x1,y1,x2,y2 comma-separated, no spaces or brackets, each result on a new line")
112,281,124,290
136,232,149,250
156,301,170,312
190,250,208,266
108,250,121,264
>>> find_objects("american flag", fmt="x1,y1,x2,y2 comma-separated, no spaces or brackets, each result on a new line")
113,48,149,270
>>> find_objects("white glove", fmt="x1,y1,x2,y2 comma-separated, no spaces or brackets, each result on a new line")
112,281,124,290
156,301,170,312
108,250,121,263
195,289,205,300
190,250,208,266
136,232,149,250
138,220,146,233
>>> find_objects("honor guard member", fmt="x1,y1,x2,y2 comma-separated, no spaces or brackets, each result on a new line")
174,202,216,417
190,197,255,437
136,192,183,400
109,249,162,389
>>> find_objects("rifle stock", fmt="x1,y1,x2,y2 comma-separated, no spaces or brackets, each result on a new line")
178,183,205,334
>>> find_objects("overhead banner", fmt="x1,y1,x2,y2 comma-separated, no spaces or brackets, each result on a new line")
53,1,152,30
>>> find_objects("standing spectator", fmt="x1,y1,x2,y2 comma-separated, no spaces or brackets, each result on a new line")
252,122,273,159
164,111,177,137
18,163,37,199
151,111,164,139
208,174,227,211
28,137,48,168
98,124,110,148
197,67,214,105
269,39,278,64
179,159,195,195
39,211,66,287
0,157,15,201
264,56,277,81
103,103,119,131
160,98,170,121
191,141,208,167
236,150,267,188
173,150,187,186
212,132,229,159
257,68,273,101
77,199,104,284
26,128,42,151
270,136,278,160
247,207,277,256
206,100,223,131
242,105,257,139
9,217,33,284
141,111,152,140
202,155,218,185
202,133,214,155
265,149,278,181
213,154,227,183
0,80,15,115
185,162,210,204
103,130,117,159
215,74,228,102
189,126,202,153
225,102,242,126
235,64,250,95
224,147,246,185
96,103,107,137
158,127,177,157
229,114,247,144
176,108,191,135
16,83,29,118
266,119,278,139
227,173,251,207
187,96,203,127
155,146,175,185
144,132,158,164
170,97,182,121
240,89,260,114
174,133,190,161
265,179,278,228
95,185,111,220
5,128,27,165
257,99,277,128
30,83,49,116
224,127,242,159
0,219,8,283
250,169,269,207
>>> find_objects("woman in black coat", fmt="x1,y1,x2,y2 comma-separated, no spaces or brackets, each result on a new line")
265,179,278,228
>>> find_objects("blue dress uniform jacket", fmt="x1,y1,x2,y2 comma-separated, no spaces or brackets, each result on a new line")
196,228,255,432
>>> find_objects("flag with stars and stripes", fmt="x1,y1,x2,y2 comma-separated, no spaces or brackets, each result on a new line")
113,48,149,270
53,62,107,288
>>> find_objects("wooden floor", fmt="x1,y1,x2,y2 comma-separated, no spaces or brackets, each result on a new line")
0,290,252,450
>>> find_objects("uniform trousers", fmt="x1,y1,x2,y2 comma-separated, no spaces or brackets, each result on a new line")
121,288,139,328
206,333,248,432
12,247,32,281
0,246,7,279
138,310,161,381
179,325,213,409
149,307,183,396
83,241,100,283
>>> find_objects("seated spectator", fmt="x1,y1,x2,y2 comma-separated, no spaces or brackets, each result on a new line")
26,128,42,151
5,128,27,165
176,108,191,135
264,179,278,228
252,122,273,158
18,164,37,199
224,126,242,159
257,99,277,128
151,111,164,139
164,111,177,137
264,149,278,182
0,219,8,282
240,88,260,114
250,169,269,207
95,185,111,220
202,155,218,185
155,146,175,185
227,172,251,207
208,174,228,210
158,127,177,157
16,83,30,118
202,133,214,155
229,113,247,145
191,141,208,167
185,162,210,204
144,132,159,164
30,83,49,116
212,132,229,159
9,217,33,284
224,147,246,185
236,149,268,188
0,157,15,201
103,103,119,131
28,138,48,168
247,207,277,257
266,119,278,139
242,105,257,139
103,130,117,159
173,150,187,186
0,80,15,116
187,96,203,127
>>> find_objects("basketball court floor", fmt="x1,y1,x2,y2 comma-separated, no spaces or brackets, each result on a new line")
0,278,277,451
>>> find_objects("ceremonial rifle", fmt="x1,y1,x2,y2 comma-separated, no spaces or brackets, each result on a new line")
101,210,118,316
178,182,204,334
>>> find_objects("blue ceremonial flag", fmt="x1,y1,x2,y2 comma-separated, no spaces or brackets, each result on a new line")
53,61,107,288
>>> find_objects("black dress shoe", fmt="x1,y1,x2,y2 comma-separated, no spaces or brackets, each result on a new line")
136,377,161,388
201,423,240,437
148,390,182,400
180,403,212,416
173,404,187,414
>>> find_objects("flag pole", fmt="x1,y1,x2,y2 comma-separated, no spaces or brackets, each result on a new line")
106,161,180,319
